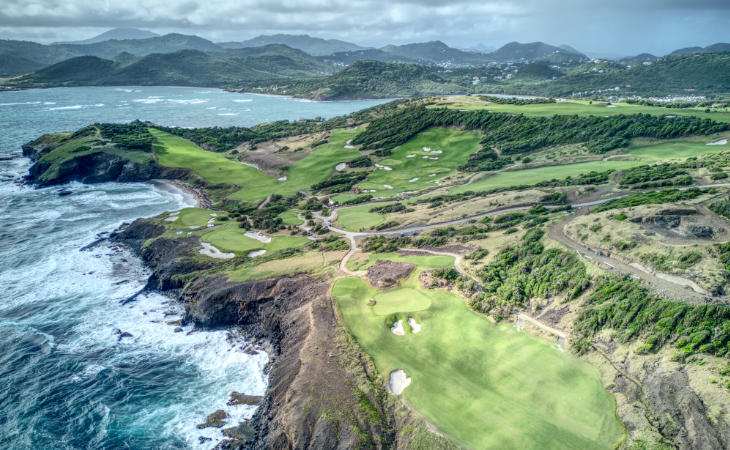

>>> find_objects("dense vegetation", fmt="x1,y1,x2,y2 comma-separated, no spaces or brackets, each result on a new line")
593,188,708,211
573,276,730,357
619,163,692,188
96,121,155,150
471,229,589,318
478,95,556,105
352,106,728,157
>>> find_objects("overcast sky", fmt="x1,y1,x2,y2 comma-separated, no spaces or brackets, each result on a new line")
1,0,728,56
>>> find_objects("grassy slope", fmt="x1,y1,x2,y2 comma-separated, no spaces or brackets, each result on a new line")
151,127,361,202
358,127,481,196
333,262,624,449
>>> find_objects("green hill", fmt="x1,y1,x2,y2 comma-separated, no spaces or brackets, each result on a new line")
241,60,465,100
380,40,492,66
53,33,223,59
9,46,333,89
488,41,587,64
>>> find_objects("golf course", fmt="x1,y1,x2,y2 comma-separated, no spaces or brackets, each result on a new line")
333,256,625,449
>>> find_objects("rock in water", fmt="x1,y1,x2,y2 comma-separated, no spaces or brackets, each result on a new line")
196,409,229,429
227,391,263,406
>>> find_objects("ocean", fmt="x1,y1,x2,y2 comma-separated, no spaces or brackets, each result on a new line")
0,86,388,449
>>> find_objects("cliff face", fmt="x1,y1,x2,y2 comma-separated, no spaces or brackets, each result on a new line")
111,219,403,449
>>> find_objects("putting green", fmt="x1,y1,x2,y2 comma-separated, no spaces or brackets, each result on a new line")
372,287,432,315
357,127,481,196
201,223,308,254
333,271,625,449
335,204,388,231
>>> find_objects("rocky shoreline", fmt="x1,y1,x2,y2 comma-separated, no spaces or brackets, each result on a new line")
109,219,440,449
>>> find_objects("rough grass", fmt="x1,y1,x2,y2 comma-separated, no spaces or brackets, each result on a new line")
227,250,344,282
357,128,481,196
349,252,456,271
333,270,625,449
201,223,308,254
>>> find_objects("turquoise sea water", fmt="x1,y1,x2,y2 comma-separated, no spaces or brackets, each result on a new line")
0,86,388,449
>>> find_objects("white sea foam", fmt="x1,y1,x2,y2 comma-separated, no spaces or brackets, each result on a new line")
217,113,238,116
233,99,253,103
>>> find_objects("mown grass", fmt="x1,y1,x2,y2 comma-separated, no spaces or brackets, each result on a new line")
434,98,730,123
226,250,344,282
201,223,308,254
335,204,389,231
151,127,361,201
333,266,624,449
357,127,481,196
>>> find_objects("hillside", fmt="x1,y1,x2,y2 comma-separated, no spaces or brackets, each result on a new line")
9,46,333,88
670,42,730,55
322,49,420,65
239,60,465,100
0,39,82,76
488,41,588,63
220,33,368,56
523,52,730,97
379,40,492,66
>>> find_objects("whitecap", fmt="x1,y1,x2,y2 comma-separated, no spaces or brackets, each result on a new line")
233,99,253,103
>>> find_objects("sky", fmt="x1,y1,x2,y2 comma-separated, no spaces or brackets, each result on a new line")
1,0,728,56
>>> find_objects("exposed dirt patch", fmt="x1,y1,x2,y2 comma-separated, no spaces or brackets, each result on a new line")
636,207,727,242
367,259,415,288
235,131,331,177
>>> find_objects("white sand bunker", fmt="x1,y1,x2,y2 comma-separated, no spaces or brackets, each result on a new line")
199,243,234,259
375,163,393,171
245,231,271,243
707,138,728,146
422,147,431,152
429,173,436,177
247,249,267,257
388,370,412,395
344,145,355,149
165,212,179,222
408,177,419,182
277,176,287,181
335,162,347,171
606,104,617,108
423,156,438,160
408,317,421,333
347,139,353,144
383,185,393,189
406,154,416,158
431,150,443,154
390,320,405,335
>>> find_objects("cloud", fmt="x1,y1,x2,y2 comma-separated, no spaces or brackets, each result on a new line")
0,0,727,55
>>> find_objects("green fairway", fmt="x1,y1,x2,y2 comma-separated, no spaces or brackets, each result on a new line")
151,128,362,201
333,269,625,449
335,204,389,231
627,137,729,161
357,128,481,196
231,128,362,201
449,160,640,195
435,98,730,123
176,208,216,227
201,223,308,254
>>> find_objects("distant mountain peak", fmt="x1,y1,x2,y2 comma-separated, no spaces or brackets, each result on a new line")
53,28,159,45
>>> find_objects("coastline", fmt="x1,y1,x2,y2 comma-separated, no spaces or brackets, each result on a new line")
150,179,213,209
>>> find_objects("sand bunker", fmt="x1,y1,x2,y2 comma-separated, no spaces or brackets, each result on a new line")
406,154,416,158
409,177,419,182
347,139,353,145
374,163,393,171
422,147,431,152
408,317,421,333
247,249,267,257
384,185,393,189
344,145,355,149
244,231,271,243
199,243,234,259
165,212,179,222
390,320,405,335
388,370,411,395
431,150,443,154
707,138,728,146
277,176,287,181
606,104,617,108
335,162,347,171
